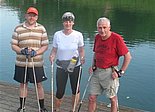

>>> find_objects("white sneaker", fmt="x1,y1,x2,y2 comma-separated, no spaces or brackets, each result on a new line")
17,107,25,112
107,103,111,108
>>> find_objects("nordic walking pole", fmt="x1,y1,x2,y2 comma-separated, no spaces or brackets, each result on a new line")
117,95,119,112
21,57,28,112
51,63,54,112
73,66,82,112
115,80,119,112
31,57,41,111
77,74,92,112
112,66,119,112
114,79,119,112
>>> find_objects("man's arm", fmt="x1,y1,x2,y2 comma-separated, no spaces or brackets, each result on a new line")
11,44,21,54
112,52,132,79
120,52,132,71
35,45,48,55
88,53,96,74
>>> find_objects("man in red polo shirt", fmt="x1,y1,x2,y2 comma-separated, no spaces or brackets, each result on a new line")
88,17,131,112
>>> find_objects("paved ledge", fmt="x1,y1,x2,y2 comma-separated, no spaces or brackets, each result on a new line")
0,81,147,112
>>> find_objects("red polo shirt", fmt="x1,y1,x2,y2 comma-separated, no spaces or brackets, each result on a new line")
93,32,129,68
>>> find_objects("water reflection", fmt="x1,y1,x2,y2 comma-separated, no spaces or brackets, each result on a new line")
1,0,155,46
0,0,155,111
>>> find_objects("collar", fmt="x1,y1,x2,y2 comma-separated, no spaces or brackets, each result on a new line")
22,22,38,29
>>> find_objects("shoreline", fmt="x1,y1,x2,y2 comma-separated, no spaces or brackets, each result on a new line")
0,81,148,112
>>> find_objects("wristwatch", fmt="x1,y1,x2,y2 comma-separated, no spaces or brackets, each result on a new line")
117,70,125,78
80,56,85,60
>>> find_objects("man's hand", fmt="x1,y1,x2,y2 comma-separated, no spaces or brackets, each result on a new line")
89,66,96,74
112,71,119,79
30,49,37,57
21,47,29,57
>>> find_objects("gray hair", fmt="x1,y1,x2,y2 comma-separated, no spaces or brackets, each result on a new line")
97,17,110,27
62,12,75,21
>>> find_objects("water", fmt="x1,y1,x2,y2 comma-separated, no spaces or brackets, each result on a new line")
0,0,155,111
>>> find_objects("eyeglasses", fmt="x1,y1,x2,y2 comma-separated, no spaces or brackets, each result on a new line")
62,16,74,22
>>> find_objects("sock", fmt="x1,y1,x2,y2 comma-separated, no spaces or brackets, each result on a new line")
39,99,44,109
20,97,26,108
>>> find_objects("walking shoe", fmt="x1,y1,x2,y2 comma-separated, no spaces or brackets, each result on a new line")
17,107,25,112
107,103,111,108
40,107,48,112
54,108,60,112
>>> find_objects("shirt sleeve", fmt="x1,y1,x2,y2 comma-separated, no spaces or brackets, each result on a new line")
78,32,84,47
11,28,19,46
52,32,58,48
116,35,129,56
41,26,49,46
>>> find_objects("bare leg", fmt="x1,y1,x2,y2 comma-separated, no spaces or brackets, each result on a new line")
37,83,44,99
55,97,63,111
110,96,117,112
37,82,48,111
88,95,97,112
72,93,80,111
18,83,28,111
20,83,28,97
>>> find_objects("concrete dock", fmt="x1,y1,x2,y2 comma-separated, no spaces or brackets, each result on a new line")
0,81,147,112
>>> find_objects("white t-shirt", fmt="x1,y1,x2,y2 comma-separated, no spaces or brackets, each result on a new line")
53,30,84,65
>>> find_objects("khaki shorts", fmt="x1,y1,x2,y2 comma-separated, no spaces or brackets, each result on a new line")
89,67,119,98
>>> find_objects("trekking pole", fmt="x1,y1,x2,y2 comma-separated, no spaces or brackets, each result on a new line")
77,74,92,112
112,66,119,112
21,57,28,112
31,57,41,111
51,63,54,112
73,66,82,112
114,79,119,112
117,95,119,112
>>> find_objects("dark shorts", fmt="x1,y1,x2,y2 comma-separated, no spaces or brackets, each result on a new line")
14,65,47,83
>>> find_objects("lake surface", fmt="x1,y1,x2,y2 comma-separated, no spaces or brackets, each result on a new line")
0,0,155,111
